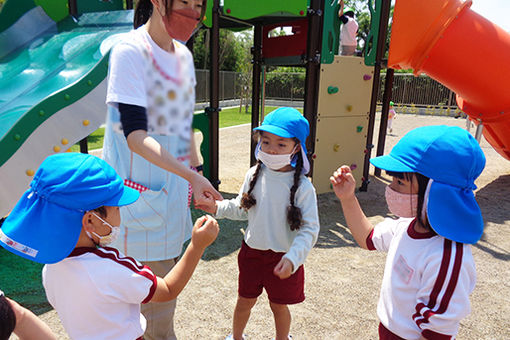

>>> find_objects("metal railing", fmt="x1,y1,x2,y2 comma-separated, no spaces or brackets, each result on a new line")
195,70,460,116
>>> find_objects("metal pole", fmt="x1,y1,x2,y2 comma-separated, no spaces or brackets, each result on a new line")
360,0,392,191
68,0,78,17
250,24,263,166
79,138,88,154
303,0,324,176
126,0,133,10
206,0,220,188
374,67,394,177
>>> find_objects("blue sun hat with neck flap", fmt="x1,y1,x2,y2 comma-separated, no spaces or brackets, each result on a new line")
0,153,140,264
253,107,310,174
370,125,486,244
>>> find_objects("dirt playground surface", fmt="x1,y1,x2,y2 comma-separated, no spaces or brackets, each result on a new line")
30,114,510,339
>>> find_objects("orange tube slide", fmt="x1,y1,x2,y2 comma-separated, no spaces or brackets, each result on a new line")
388,0,510,160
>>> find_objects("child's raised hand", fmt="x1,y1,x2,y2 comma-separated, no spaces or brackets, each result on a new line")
330,165,356,200
191,215,219,250
273,257,293,280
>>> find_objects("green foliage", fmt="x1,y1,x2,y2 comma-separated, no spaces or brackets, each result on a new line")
193,28,252,72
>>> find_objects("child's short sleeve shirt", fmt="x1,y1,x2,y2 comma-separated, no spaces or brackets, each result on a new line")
367,218,476,339
42,246,157,340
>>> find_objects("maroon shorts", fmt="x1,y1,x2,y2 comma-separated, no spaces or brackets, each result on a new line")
237,241,305,305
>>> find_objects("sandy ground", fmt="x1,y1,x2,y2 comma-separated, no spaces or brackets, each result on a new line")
28,114,510,339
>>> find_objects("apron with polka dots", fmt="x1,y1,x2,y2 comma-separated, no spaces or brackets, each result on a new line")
103,35,195,261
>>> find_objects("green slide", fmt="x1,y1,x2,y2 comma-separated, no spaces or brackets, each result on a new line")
0,0,132,216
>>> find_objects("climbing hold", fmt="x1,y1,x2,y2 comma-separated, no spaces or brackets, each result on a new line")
53,145,61,153
226,8,231,14
87,80,93,86
333,144,340,152
64,94,70,100
13,134,21,141
363,74,372,81
26,169,35,176
350,164,357,170
82,120,90,126
327,86,339,94
346,105,353,112
300,10,305,15
356,126,363,132
39,110,45,117
312,154,317,159
61,138,69,145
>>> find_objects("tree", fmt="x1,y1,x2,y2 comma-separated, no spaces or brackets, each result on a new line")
192,28,248,72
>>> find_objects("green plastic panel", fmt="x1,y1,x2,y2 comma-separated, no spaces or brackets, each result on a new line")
321,0,342,64
364,0,382,66
35,0,68,22
0,0,36,33
203,0,309,28
191,112,211,179
76,0,125,14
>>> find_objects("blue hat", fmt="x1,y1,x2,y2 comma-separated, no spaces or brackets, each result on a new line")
254,107,310,174
0,153,139,264
370,125,486,244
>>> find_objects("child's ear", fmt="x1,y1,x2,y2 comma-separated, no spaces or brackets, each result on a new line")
82,212,95,232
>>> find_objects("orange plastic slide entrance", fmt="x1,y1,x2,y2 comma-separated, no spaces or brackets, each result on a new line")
388,0,510,160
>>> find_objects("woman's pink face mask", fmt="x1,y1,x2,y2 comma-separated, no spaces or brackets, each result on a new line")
162,8,200,41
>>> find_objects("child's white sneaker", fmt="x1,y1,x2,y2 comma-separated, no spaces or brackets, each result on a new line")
225,334,247,340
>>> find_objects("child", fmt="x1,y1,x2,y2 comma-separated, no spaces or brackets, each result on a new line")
330,125,485,339
338,0,358,56
104,0,222,336
387,101,396,134
0,290,56,340
200,107,320,340
0,153,219,340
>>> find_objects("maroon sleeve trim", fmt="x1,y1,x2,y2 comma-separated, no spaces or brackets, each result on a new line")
142,266,158,304
366,229,376,250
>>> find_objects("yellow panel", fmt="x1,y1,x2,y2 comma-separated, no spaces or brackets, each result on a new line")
312,116,368,194
317,56,374,118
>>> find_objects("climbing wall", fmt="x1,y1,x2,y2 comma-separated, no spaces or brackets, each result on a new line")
312,56,374,194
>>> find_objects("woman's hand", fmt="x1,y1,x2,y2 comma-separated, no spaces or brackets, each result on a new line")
189,172,223,207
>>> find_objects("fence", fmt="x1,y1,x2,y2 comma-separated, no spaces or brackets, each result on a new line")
195,69,460,115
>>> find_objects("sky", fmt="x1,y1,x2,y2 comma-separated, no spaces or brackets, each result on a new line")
470,0,510,32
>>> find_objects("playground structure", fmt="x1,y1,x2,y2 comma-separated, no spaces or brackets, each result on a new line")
388,0,510,161
1,0,510,216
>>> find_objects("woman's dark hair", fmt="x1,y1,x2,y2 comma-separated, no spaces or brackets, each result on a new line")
0,295,16,340
240,134,304,231
134,0,208,29
386,171,435,233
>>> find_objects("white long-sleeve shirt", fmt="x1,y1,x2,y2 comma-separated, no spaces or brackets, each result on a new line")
216,165,320,273
367,217,476,339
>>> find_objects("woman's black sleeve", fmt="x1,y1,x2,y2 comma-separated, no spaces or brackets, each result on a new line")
118,103,148,138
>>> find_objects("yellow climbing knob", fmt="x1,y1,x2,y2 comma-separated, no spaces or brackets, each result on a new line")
167,90,176,100
333,144,340,152
61,138,69,145
53,145,61,152
26,169,35,176
346,105,353,112
83,120,90,126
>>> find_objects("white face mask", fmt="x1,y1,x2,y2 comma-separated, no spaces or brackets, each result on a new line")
256,145,297,171
86,212,120,247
